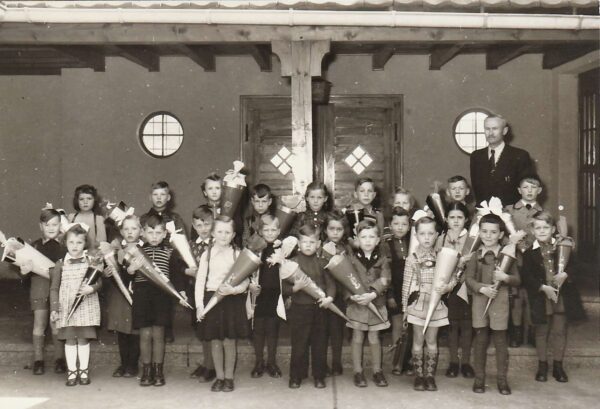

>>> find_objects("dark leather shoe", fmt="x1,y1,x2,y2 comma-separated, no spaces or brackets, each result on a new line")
288,378,301,389
461,364,475,378
552,362,568,383
190,365,206,378
65,370,78,387
535,361,548,382
413,376,425,391
199,369,216,383
497,379,511,395
325,366,332,377
54,358,66,374
211,379,224,392
112,365,125,378
124,365,138,378
353,371,367,388
391,367,402,376
33,360,45,375
314,378,326,388
424,376,437,391
251,362,264,378
153,364,165,387
445,362,459,378
509,326,523,348
373,371,388,387
140,364,154,387
331,365,343,376
472,378,485,393
222,378,234,392
266,363,282,378
78,369,91,385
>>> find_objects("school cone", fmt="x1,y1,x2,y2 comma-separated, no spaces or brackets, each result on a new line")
483,244,517,318
100,201,135,226
426,192,446,228
325,254,385,322
66,259,103,322
123,246,193,309
200,248,262,318
165,221,197,269
275,204,296,237
462,223,481,256
98,242,132,305
500,212,519,237
220,160,247,218
422,247,460,334
279,260,349,322
0,231,54,279
555,236,574,302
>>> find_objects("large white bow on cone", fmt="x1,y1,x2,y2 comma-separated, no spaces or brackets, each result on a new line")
165,221,197,270
422,247,460,334
0,230,54,279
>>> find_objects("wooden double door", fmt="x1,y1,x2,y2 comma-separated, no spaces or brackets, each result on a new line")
241,95,403,211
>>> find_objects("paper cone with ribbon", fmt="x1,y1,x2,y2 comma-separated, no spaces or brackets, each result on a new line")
275,204,297,237
462,223,481,256
98,242,132,305
0,231,54,279
200,248,261,318
325,254,385,322
279,260,349,322
123,246,192,309
483,244,516,317
66,253,103,322
426,182,446,228
422,247,460,333
220,161,247,218
165,221,197,270
100,201,135,227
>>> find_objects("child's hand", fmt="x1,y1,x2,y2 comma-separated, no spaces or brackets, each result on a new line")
509,230,527,246
493,268,509,283
127,256,145,275
387,298,398,310
217,283,235,296
480,286,498,299
552,272,568,288
318,296,333,309
541,285,559,302
196,307,205,322
355,292,376,306
19,260,33,276
458,254,472,268
184,267,197,278
178,291,189,307
78,284,94,296
284,296,292,310
50,311,59,322
292,275,310,293
103,264,116,278
267,251,285,266
249,282,261,296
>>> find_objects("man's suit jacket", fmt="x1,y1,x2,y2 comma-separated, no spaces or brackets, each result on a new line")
470,144,533,207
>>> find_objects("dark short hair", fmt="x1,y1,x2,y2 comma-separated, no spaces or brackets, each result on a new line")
142,214,166,229
391,206,411,219
192,205,214,222
297,223,320,239
447,175,470,187
356,218,379,235
259,214,280,230
72,184,100,212
530,211,555,228
251,184,272,199
414,216,437,232
479,213,505,232
518,174,542,187
201,173,222,194
150,181,170,193
40,209,62,224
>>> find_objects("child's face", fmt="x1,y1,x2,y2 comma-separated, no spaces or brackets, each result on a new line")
203,179,222,203
518,181,542,203
447,181,469,202
40,216,60,240
212,220,235,247
325,220,345,243
120,219,141,244
192,218,213,240
355,182,376,207
143,225,167,246
251,195,272,215
306,189,327,212
297,234,321,256
531,220,555,243
78,193,95,212
66,233,86,258
356,227,380,253
416,222,438,249
392,193,412,212
150,188,170,211
447,210,467,232
260,222,280,244
479,222,504,248
390,215,410,239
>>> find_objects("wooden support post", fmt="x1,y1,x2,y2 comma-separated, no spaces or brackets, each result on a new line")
111,45,160,72
372,45,395,71
486,45,531,70
543,45,599,69
272,40,330,195
429,44,464,70
53,46,106,72
173,44,215,71
249,45,272,72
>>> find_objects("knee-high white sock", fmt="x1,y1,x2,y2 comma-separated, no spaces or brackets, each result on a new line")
65,344,78,373
78,343,90,370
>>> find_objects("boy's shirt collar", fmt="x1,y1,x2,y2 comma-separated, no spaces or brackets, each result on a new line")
532,238,556,250
514,200,542,211
415,245,435,259
64,250,88,263
477,245,501,258
42,237,59,245
195,236,212,245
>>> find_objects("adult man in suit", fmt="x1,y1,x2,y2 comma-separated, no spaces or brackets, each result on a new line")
470,115,534,207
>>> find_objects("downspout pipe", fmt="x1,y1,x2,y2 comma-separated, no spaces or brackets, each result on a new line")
0,6,598,30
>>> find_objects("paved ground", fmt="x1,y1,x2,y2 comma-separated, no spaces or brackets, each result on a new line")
0,364,597,409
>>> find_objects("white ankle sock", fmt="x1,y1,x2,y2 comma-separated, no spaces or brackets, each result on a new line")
78,343,90,371
64,344,78,377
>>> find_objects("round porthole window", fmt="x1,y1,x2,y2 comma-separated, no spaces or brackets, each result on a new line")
453,109,491,154
139,112,184,158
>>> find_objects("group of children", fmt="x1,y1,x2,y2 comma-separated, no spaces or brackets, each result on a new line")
16,170,584,395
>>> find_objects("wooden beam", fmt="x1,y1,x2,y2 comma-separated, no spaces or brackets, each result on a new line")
0,67,61,75
429,44,464,70
53,46,105,71
0,23,598,44
486,45,532,70
371,45,395,71
111,45,159,71
249,45,272,72
173,44,215,71
543,45,600,69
